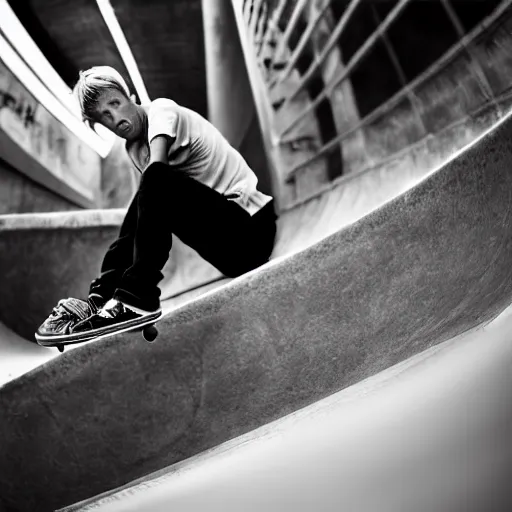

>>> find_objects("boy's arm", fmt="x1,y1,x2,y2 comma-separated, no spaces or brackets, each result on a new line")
149,134,190,166
149,135,171,164
148,98,191,166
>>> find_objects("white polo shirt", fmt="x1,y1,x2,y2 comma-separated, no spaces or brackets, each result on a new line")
126,98,273,216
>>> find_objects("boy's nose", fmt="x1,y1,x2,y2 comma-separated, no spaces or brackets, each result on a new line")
112,112,122,126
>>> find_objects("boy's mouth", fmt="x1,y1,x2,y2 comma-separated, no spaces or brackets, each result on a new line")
117,120,131,134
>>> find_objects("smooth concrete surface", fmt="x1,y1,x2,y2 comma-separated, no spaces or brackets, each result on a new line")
2,110,512,511
63,303,512,512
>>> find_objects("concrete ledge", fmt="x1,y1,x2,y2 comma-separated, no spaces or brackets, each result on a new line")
1,111,512,511
0,209,125,230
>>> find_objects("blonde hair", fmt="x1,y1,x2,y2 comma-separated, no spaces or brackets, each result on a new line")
73,66,131,124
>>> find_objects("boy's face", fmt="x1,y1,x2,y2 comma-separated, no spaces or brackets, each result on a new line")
90,89,144,141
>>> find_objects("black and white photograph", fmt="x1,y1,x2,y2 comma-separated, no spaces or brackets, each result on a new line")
0,1,511,510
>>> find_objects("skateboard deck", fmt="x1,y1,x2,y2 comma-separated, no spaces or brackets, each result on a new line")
35,312,161,353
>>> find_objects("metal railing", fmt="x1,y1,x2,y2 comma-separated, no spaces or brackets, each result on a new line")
282,0,510,183
234,0,511,203
278,0,411,139
268,0,332,88
272,0,363,109
266,0,309,71
256,0,288,57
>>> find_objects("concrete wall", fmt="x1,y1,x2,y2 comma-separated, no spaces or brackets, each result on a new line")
0,135,138,213
99,137,139,209
0,157,77,213
0,57,102,212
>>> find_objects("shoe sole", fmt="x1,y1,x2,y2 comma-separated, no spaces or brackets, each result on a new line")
35,310,162,347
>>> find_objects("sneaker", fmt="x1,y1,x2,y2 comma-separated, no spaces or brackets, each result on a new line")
35,297,102,343
71,299,161,340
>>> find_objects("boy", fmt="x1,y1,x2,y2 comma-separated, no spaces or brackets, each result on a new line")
35,66,276,343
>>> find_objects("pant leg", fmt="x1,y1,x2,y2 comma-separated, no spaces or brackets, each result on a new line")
113,162,277,311
88,191,139,302
182,198,277,277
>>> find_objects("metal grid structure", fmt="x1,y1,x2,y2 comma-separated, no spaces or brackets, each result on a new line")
233,0,511,208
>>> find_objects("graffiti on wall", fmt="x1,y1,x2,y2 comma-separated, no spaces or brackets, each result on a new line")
0,88,36,128
0,58,101,203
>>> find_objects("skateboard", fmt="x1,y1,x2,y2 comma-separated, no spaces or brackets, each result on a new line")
35,314,161,353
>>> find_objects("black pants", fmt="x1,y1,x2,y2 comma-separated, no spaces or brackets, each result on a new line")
89,162,277,311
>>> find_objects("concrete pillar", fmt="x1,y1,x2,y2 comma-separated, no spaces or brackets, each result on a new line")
201,0,254,148
201,0,273,195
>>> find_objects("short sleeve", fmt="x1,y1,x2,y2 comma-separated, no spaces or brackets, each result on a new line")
147,98,191,154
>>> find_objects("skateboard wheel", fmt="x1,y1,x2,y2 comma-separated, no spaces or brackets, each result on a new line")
57,345,64,353
143,325,158,342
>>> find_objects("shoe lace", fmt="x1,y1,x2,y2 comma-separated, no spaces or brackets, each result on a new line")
51,298,91,321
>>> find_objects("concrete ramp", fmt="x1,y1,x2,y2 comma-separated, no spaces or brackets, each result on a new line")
62,303,512,512
0,322,55,384
2,112,512,511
